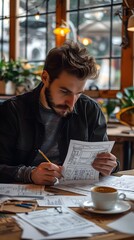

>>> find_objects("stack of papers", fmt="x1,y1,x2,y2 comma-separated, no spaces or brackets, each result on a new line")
14,207,106,239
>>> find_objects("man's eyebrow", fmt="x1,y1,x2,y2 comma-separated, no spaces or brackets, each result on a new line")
60,87,83,94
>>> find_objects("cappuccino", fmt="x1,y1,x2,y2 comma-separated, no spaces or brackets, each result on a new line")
91,186,118,210
92,186,116,193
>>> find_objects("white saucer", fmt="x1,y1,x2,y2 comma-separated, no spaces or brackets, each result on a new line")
81,200,131,214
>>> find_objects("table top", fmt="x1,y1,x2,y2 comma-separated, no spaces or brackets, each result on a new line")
46,169,134,240
115,169,134,176
1,169,134,240
107,123,134,141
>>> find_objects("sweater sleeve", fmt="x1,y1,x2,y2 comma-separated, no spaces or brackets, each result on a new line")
14,166,36,183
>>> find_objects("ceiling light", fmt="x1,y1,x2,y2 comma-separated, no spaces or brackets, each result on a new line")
53,20,70,36
35,12,40,20
127,14,134,31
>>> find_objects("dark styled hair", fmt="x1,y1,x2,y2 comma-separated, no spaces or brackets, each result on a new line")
44,40,98,82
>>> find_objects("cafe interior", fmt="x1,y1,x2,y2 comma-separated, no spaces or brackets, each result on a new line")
0,0,133,171
0,1,134,240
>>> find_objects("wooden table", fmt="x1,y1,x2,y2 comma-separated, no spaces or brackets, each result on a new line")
46,169,134,240
1,170,134,240
107,123,134,170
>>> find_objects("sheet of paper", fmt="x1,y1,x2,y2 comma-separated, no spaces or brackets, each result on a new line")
59,140,114,185
96,175,134,192
108,212,134,235
54,175,134,200
0,184,44,198
37,195,91,207
53,176,117,196
17,207,106,236
53,184,94,196
14,216,93,240
53,184,92,195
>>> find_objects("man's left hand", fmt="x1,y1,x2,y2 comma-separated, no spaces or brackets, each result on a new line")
92,152,117,176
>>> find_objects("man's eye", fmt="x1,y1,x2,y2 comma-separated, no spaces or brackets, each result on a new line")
60,89,68,94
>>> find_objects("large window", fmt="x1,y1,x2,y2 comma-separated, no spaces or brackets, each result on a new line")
18,0,56,66
0,0,133,97
67,0,122,91
0,0,10,60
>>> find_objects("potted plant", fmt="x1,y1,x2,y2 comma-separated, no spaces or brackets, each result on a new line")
0,59,42,95
116,86,134,109
19,62,39,93
116,87,134,131
0,59,6,94
97,98,117,122
2,59,24,95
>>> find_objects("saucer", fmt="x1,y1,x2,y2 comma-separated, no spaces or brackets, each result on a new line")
81,200,131,214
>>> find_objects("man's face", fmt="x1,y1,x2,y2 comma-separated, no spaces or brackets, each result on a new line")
44,71,87,117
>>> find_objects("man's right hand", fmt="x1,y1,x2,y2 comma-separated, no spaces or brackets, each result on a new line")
31,162,63,185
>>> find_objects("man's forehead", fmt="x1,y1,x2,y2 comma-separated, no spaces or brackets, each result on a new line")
55,72,87,86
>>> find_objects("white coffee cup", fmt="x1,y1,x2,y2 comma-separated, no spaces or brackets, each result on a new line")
91,186,125,211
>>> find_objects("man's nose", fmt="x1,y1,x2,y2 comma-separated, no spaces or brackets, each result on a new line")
65,95,77,109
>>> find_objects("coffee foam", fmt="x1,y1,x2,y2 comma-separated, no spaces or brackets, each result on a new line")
93,186,116,193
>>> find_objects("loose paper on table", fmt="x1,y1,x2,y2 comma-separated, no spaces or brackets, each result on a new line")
17,207,106,237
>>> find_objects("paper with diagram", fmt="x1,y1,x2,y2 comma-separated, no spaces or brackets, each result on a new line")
59,140,114,185
17,207,106,236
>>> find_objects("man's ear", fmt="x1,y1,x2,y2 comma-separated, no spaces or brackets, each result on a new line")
41,70,49,86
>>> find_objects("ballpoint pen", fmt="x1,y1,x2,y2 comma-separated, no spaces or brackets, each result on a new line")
15,203,32,209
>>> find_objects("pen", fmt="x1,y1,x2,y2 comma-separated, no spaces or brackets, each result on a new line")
21,203,34,206
15,203,32,209
38,149,51,163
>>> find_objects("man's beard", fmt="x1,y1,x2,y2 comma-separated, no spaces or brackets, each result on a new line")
45,87,72,117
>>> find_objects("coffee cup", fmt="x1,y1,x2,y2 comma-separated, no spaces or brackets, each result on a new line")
91,186,125,211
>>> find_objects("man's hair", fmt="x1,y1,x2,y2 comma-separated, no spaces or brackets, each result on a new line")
44,40,98,82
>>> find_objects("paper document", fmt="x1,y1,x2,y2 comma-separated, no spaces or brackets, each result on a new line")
14,216,93,239
108,212,134,235
37,195,91,207
17,207,106,236
60,140,114,184
96,175,134,192
0,184,44,198
54,175,134,198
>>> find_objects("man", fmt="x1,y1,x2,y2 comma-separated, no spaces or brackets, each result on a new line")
0,40,119,185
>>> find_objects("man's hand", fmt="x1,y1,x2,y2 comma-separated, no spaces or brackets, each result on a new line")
92,152,117,176
31,162,63,185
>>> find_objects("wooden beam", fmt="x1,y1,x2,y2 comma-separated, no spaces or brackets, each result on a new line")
9,0,19,60
84,90,119,99
121,0,134,89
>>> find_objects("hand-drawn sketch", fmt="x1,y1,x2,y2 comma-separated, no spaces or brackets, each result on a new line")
60,140,114,185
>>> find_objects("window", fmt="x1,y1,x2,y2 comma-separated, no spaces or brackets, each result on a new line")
0,0,10,60
67,0,123,91
0,0,133,98
18,0,56,66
